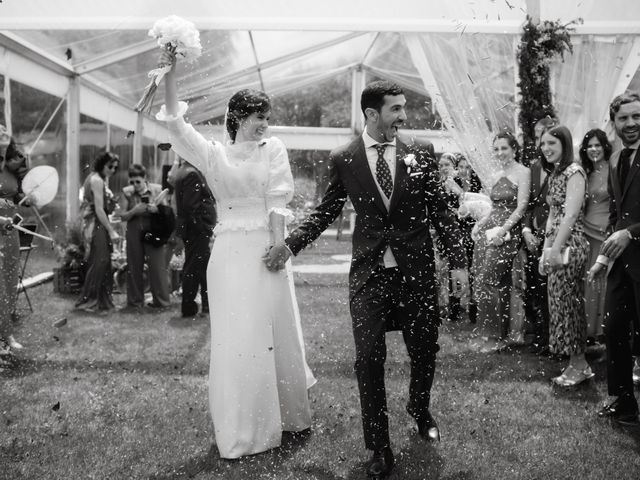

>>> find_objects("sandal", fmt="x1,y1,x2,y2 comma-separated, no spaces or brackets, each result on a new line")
552,365,594,387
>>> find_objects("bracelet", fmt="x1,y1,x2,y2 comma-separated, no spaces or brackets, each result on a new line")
522,226,532,235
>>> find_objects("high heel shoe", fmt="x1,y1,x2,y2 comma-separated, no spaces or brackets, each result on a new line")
552,365,595,387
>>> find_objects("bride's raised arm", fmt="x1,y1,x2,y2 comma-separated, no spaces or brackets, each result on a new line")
156,51,223,180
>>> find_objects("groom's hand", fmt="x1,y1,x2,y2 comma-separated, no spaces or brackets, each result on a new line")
262,243,291,271
450,269,469,298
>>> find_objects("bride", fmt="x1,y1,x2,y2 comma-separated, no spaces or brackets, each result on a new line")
157,50,315,459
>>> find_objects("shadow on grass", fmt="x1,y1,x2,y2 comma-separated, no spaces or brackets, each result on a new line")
149,429,315,479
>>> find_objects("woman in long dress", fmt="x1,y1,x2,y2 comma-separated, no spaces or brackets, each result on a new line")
539,126,591,386
158,52,314,459
472,132,530,350
75,153,120,314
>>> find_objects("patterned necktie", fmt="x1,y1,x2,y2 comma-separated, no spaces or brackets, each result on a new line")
374,144,393,198
619,148,633,190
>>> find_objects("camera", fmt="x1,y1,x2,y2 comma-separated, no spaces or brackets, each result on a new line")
141,195,150,204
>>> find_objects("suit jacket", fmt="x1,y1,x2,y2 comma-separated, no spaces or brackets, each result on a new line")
522,159,550,233
286,135,466,301
173,165,216,239
607,147,640,280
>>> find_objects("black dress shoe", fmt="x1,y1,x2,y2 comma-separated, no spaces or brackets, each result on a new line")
417,410,441,442
366,446,394,479
598,395,639,420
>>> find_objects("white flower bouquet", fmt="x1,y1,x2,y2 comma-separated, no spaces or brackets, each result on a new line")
134,15,202,113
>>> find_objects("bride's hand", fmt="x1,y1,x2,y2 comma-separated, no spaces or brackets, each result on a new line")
262,243,291,271
159,50,176,70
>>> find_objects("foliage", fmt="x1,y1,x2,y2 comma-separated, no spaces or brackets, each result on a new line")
288,176,318,229
54,221,85,270
517,17,579,165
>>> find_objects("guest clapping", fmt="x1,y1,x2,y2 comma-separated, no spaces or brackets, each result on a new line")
472,131,530,351
538,126,591,386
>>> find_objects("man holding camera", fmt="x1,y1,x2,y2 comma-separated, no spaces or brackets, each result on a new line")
118,163,171,313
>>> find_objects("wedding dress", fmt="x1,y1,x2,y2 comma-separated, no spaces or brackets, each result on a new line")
158,102,314,459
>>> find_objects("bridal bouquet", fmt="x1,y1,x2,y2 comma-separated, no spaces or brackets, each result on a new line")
134,15,202,112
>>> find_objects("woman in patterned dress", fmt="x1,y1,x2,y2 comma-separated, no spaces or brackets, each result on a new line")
539,126,592,386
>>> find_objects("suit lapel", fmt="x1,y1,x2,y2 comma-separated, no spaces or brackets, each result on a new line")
610,151,622,202
347,138,388,215
388,141,409,214
622,148,640,199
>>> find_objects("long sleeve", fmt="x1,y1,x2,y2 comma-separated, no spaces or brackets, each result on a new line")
156,101,225,181
265,137,294,221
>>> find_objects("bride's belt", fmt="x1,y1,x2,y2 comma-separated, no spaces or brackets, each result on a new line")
214,198,269,234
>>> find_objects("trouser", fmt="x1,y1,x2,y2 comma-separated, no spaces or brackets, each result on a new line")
350,266,439,451
524,244,549,347
181,234,211,316
126,224,171,307
604,260,640,397
0,228,19,339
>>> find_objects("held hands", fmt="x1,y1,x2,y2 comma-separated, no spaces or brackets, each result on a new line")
109,229,120,242
601,229,631,260
262,243,291,272
450,269,469,298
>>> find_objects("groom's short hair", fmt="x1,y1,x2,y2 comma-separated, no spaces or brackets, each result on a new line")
361,81,404,115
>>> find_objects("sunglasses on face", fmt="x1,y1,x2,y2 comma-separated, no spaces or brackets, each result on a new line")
129,179,144,185
106,164,118,171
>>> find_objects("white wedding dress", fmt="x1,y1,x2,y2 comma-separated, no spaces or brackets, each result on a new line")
158,102,315,459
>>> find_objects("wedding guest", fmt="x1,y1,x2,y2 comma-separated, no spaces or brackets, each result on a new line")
456,155,482,323
522,116,558,354
159,49,314,459
0,137,30,368
538,126,591,386
167,158,216,318
472,131,530,351
439,152,465,322
75,152,120,314
596,93,640,425
118,164,171,313
579,129,612,343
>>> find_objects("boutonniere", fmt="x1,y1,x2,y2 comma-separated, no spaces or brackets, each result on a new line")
403,154,420,175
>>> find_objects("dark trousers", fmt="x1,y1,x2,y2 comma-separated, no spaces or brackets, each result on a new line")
524,244,549,347
604,260,640,397
350,266,439,451
181,234,211,316
125,221,171,308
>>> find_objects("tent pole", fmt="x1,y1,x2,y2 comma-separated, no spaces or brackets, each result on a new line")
351,67,365,135
66,75,80,224
133,111,143,166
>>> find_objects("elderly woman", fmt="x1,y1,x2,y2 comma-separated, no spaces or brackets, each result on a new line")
0,137,30,369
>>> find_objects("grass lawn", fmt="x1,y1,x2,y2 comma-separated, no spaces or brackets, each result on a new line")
2,237,640,479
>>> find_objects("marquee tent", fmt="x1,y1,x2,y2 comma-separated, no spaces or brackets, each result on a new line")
1,0,639,221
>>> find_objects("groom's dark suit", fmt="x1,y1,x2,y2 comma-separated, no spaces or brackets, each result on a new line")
604,145,640,398
286,134,466,450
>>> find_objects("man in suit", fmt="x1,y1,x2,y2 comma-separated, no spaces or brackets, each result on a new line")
265,81,468,479
598,92,640,426
167,158,216,318
522,116,558,354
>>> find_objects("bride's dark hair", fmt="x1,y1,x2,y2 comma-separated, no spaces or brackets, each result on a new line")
225,89,271,142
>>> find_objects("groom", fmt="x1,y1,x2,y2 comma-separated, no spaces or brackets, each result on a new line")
266,80,468,478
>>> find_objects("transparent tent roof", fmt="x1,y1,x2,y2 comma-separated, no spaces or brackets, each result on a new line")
3,0,639,131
